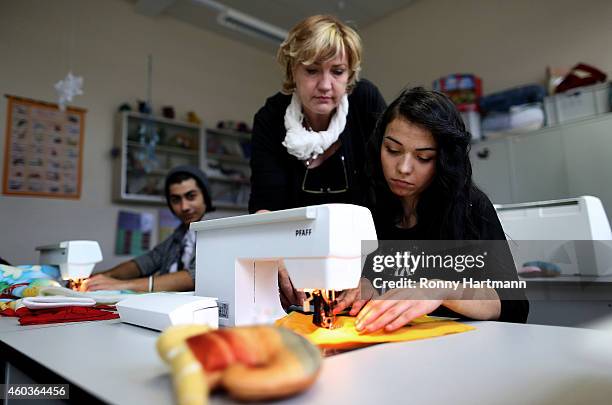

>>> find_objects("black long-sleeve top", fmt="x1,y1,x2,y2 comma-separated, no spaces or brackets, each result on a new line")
375,190,530,323
248,79,387,213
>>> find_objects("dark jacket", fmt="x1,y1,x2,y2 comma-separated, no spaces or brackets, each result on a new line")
375,190,530,323
133,224,196,281
249,79,387,213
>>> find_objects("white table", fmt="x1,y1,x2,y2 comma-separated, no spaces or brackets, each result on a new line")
2,318,612,405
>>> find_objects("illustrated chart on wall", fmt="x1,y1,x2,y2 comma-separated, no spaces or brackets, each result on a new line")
2,95,86,199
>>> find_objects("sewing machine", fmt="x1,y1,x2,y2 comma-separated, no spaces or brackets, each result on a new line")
190,204,378,327
36,240,103,289
496,196,612,276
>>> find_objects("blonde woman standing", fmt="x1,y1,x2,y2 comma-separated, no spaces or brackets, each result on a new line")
249,15,386,213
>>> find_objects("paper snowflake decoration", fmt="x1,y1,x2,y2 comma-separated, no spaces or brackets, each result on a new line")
54,71,84,110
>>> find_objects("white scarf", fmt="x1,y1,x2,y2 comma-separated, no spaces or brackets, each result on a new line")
282,93,349,161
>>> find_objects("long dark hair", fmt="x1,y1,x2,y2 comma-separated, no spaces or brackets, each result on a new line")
367,87,482,239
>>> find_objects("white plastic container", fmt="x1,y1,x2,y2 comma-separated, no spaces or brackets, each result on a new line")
508,103,545,132
461,110,482,142
117,293,218,331
544,82,610,126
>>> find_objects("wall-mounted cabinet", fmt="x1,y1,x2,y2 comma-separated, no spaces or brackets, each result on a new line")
470,137,514,203
113,112,203,204
471,113,612,223
204,127,251,210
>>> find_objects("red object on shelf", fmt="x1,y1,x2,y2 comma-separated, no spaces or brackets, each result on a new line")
555,63,607,93
456,103,479,113
433,74,483,111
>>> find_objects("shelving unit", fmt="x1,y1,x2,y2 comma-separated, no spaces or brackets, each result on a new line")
128,142,199,156
113,111,203,204
206,153,250,164
113,114,251,210
204,127,251,211
207,175,250,185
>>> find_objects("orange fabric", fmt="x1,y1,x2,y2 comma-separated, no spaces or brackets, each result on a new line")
275,312,475,349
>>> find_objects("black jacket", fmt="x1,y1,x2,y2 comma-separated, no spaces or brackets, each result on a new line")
375,190,530,323
249,79,387,213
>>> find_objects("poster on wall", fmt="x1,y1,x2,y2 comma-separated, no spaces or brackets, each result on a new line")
2,95,86,199
115,211,153,256
159,208,180,242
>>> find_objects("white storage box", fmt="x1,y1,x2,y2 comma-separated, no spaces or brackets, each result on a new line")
544,82,610,126
461,110,482,142
117,293,218,331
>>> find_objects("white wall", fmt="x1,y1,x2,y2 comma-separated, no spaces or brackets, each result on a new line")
361,0,612,99
0,0,280,267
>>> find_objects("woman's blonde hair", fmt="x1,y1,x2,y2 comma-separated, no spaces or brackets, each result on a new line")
277,15,362,94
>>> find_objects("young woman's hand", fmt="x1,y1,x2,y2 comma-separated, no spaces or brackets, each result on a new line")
354,287,446,333
332,278,379,315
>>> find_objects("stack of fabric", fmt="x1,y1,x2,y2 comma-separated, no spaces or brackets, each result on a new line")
0,264,128,325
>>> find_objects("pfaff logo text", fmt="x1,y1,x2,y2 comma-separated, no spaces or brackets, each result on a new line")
295,228,312,237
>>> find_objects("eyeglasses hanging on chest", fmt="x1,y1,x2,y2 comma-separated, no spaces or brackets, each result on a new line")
301,153,349,194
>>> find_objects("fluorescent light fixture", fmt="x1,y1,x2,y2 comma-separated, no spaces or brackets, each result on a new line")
193,0,287,44
217,9,287,44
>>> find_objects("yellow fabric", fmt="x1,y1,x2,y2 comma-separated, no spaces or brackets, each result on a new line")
275,312,475,349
